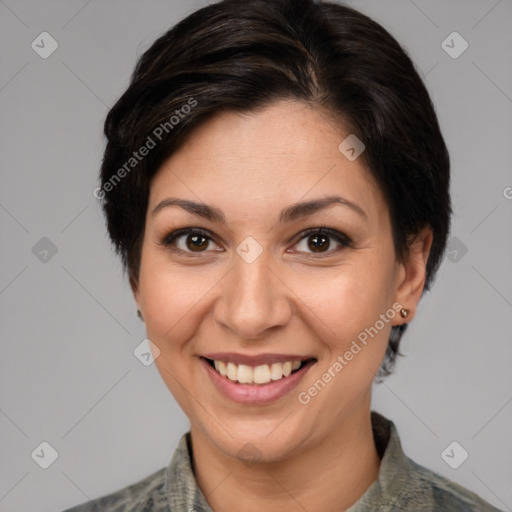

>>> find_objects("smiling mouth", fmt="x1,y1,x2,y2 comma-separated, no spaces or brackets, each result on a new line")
202,357,316,385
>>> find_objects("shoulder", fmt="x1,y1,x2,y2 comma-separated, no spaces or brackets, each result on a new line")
364,412,504,512
398,457,503,511
61,466,168,512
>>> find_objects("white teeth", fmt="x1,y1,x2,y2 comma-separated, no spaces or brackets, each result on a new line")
227,362,238,380
218,360,227,376
253,364,271,384
211,359,305,385
270,362,283,380
237,364,253,384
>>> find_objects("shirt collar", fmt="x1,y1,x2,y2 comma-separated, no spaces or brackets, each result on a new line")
164,431,213,511
346,411,418,511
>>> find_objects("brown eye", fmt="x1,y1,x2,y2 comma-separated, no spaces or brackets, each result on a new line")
161,228,221,255
185,233,210,252
293,228,351,257
306,233,330,252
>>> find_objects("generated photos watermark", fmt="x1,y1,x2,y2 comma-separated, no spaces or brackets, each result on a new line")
297,302,403,405
93,97,198,200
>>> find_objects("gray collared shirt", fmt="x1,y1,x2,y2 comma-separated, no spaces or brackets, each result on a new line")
62,411,503,511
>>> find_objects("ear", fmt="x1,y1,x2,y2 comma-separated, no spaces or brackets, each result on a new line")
392,226,433,325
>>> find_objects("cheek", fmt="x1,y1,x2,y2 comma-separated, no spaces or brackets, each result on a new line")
137,252,207,351
291,271,393,423
291,258,396,337
137,254,211,412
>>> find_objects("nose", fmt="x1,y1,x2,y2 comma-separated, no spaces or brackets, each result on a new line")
213,249,294,341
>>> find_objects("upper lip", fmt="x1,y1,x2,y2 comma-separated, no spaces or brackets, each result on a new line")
201,352,315,366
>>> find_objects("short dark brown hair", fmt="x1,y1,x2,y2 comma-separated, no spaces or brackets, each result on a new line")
98,0,451,377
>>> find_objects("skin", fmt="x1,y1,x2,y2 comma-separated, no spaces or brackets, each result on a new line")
133,100,432,512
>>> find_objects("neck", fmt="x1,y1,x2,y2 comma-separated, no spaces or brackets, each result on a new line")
190,399,380,512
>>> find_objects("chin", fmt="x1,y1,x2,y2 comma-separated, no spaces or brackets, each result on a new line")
198,415,312,465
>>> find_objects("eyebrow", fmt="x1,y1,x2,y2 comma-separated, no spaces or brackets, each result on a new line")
151,195,367,223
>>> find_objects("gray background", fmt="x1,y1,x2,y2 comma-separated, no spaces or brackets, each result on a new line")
0,0,511,510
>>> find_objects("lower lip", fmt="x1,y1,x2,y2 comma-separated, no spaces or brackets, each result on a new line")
201,357,316,404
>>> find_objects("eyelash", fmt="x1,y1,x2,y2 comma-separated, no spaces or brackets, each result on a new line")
159,226,352,259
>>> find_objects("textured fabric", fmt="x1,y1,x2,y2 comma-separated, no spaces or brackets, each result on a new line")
62,411,503,512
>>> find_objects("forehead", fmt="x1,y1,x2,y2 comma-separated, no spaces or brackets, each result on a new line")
148,100,386,223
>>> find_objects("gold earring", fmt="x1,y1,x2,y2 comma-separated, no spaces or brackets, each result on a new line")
400,308,409,319
137,309,144,321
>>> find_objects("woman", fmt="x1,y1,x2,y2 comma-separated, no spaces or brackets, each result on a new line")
64,0,502,510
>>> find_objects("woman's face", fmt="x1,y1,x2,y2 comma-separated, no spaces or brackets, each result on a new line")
134,100,423,463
